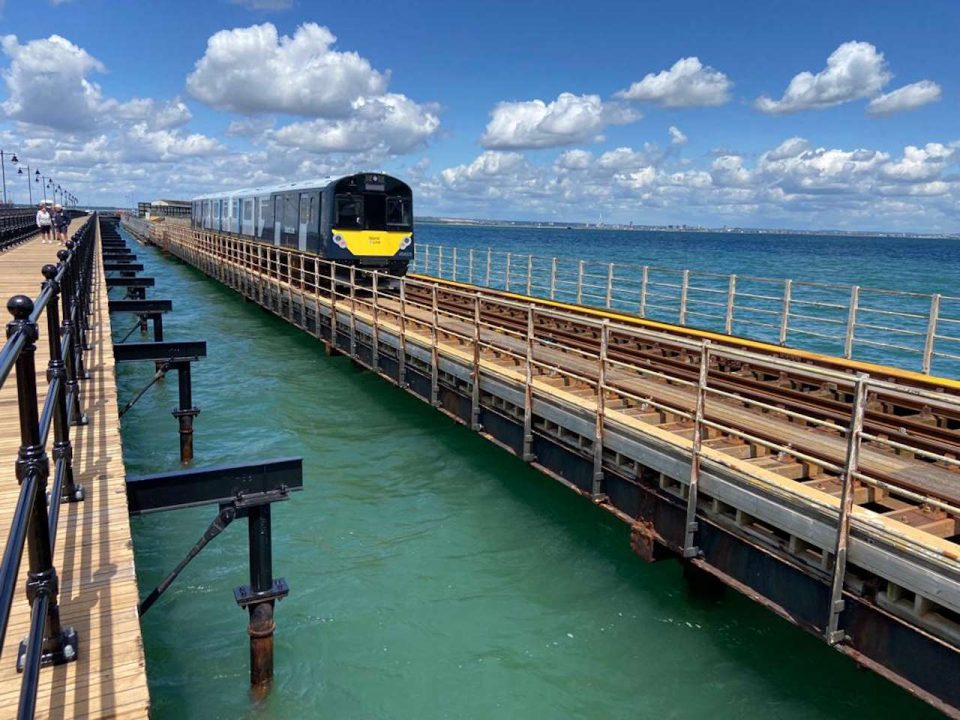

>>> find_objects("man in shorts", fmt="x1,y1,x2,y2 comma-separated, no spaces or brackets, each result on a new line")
53,204,70,245
36,203,53,243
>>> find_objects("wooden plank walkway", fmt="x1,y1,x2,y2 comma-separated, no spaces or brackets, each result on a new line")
0,220,149,719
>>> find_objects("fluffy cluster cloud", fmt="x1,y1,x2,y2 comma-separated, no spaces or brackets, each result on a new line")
755,41,940,116
480,93,638,150
1,34,106,131
186,23,387,116
271,93,440,154
425,136,960,231
616,57,732,107
668,126,687,145
186,22,440,157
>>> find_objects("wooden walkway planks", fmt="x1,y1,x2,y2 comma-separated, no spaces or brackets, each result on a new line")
0,220,149,720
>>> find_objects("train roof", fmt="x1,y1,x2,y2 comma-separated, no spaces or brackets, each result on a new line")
190,173,406,202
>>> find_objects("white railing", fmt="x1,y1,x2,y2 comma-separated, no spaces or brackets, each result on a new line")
412,243,960,378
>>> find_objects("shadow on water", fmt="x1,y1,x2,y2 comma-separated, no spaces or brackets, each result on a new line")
120,235,939,720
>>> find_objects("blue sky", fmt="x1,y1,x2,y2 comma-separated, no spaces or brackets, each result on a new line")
0,0,957,231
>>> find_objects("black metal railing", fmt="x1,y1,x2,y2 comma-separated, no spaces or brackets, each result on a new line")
0,208,41,252
0,213,95,719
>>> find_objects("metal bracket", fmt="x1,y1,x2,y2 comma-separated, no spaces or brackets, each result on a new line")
234,579,289,609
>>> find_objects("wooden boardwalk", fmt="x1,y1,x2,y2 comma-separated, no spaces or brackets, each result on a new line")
0,220,149,719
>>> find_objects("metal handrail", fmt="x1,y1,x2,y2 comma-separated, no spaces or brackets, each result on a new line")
414,242,958,377
0,214,95,720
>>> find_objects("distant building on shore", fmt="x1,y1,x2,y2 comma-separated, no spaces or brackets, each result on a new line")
137,199,191,219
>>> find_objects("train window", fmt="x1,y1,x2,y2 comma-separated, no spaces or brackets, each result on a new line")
386,197,411,228
364,193,386,230
299,193,312,226
243,199,253,222
335,194,362,229
283,193,298,234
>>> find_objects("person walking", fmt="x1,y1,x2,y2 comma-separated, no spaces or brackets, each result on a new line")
36,203,53,244
53,204,70,245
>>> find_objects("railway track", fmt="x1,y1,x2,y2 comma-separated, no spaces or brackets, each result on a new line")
389,282,960,541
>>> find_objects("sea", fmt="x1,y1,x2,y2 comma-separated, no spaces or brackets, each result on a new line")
119,225,953,719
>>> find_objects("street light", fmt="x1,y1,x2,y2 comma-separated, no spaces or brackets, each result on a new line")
16,164,33,205
0,150,17,205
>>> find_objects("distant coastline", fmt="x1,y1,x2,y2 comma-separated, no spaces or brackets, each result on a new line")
417,216,959,240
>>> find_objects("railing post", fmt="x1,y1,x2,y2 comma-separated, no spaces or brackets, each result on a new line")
398,280,407,387
576,260,584,304
844,286,860,359
779,279,792,346
430,284,440,406
593,320,609,498
452,247,458,282
505,252,512,292
679,269,690,325
605,263,614,309
471,292,482,430
526,254,533,296
826,374,868,644
41,265,83,503
348,265,357,357
522,304,535,462
549,257,557,300
724,274,737,335
468,248,474,285
922,294,940,375
6,296,78,689
683,340,710,558
57,249,88,425
371,271,380,372
328,262,337,355
438,246,443,279
639,266,649,317
485,248,492,287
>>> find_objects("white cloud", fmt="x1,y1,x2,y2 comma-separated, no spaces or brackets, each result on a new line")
755,41,891,114
668,126,687,145
110,97,193,130
0,34,106,131
440,151,527,188
615,57,731,107
427,137,960,232
555,149,593,170
880,143,955,182
480,93,638,150
270,93,439,154
867,80,942,116
186,23,388,116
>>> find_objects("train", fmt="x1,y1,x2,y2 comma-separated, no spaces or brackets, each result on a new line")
190,172,414,275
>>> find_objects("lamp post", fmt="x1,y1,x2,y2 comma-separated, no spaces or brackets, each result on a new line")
15,163,33,205
35,170,47,204
0,150,17,205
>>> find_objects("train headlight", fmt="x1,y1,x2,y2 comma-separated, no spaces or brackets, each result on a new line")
333,233,347,249
399,235,413,250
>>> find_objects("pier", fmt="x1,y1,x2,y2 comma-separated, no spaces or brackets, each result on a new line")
129,218,960,717
0,215,149,719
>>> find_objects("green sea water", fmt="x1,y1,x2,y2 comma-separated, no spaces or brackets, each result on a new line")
117,228,943,719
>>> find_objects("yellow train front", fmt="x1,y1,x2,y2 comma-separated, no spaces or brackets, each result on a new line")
191,172,414,275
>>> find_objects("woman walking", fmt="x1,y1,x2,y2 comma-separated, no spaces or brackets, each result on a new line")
36,203,53,244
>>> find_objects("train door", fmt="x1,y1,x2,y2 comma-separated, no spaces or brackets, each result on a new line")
298,192,314,251
273,195,282,245
257,197,267,238
242,198,254,235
